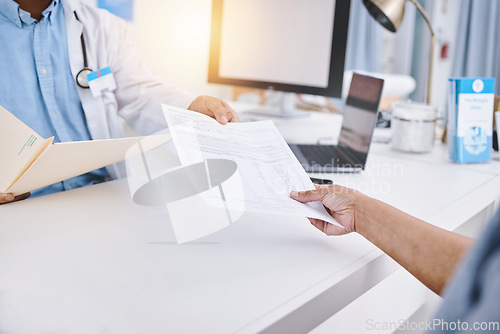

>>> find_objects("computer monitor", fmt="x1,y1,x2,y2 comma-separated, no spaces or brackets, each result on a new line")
208,0,351,116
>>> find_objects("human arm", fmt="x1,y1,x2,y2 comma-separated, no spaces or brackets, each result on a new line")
0,192,30,205
290,185,474,295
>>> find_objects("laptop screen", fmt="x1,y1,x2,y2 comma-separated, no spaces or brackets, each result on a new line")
338,73,384,161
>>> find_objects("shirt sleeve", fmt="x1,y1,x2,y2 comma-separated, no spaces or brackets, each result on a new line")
427,209,500,334
455,252,500,333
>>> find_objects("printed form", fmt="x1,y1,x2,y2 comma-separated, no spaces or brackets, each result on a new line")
163,105,340,226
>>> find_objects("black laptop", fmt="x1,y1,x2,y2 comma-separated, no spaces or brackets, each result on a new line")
289,73,384,173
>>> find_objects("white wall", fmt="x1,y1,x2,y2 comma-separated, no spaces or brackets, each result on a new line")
125,0,232,99
428,1,461,118
411,0,460,114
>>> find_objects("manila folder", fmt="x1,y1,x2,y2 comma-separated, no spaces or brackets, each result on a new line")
8,135,171,196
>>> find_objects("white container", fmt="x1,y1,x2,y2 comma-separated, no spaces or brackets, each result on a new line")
391,102,437,153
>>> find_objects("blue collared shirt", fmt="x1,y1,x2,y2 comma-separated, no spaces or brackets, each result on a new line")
0,0,110,197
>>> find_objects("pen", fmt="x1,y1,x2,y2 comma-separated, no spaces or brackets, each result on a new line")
309,177,333,185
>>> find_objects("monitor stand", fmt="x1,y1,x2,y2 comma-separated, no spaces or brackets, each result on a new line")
242,92,310,119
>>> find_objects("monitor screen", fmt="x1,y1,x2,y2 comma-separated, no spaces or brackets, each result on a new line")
208,0,351,98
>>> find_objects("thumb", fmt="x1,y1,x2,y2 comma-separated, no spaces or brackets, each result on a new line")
290,188,327,203
0,193,14,202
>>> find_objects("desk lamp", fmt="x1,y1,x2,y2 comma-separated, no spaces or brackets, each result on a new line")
362,0,435,105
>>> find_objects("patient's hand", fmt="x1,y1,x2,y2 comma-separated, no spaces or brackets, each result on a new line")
0,192,31,205
290,184,359,236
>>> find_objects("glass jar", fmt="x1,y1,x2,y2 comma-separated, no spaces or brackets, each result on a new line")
391,102,437,153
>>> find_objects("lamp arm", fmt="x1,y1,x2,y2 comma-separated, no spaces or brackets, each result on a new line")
408,0,435,105
408,0,435,36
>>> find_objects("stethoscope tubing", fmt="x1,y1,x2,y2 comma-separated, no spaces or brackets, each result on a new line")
74,12,92,89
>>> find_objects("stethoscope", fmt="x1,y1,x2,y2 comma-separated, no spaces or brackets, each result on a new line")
74,12,92,89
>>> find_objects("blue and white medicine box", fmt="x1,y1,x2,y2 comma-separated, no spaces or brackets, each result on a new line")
448,77,495,163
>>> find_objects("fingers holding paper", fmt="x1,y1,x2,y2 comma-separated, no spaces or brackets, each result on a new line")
0,192,31,205
290,184,357,236
188,96,239,125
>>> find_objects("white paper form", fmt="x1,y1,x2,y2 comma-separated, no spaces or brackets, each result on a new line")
162,105,341,226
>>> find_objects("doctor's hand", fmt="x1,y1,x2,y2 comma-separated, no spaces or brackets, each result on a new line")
290,184,360,236
188,96,239,125
0,192,31,205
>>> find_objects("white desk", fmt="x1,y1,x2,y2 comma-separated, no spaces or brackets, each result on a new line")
1,110,499,334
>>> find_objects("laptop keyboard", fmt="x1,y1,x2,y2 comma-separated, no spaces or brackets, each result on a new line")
297,145,343,166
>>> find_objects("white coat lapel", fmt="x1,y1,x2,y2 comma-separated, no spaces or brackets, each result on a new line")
62,0,111,141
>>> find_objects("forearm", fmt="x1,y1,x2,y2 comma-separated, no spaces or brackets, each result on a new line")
354,192,474,295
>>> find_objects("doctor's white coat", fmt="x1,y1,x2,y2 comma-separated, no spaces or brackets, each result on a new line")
62,0,195,179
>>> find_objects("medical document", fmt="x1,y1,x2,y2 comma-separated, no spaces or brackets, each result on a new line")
163,105,340,226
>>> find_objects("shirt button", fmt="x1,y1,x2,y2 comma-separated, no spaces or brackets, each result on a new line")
67,185,73,190
41,68,48,75
15,19,20,24
52,112,58,119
